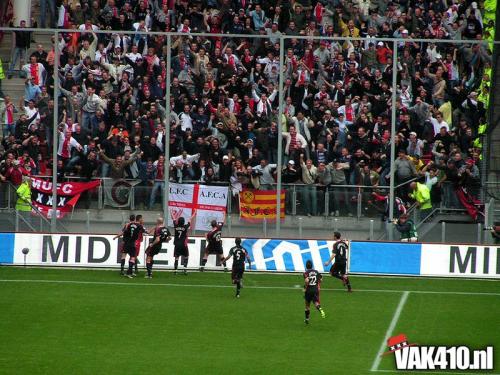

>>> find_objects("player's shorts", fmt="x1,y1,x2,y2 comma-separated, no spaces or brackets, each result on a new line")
135,241,141,257
231,266,244,281
206,244,223,255
123,242,136,257
174,245,189,258
304,290,320,304
147,244,162,256
331,261,347,276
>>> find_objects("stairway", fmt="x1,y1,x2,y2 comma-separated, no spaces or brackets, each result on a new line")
0,0,52,120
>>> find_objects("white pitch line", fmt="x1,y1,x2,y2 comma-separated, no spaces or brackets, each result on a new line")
374,370,500,375
0,279,499,296
370,291,410,372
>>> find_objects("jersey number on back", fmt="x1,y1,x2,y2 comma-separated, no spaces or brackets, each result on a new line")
309,275,317,286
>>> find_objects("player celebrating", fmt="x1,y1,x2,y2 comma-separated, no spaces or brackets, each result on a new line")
200,220,227,271
134,214,148,274
172,209,192,275
114,214,135,275
303,260,326,324
145,217,171,279
221,238,251,298
122,215,144,278
324,231,352,292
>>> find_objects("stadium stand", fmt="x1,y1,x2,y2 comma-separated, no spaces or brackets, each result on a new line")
0,0,498,240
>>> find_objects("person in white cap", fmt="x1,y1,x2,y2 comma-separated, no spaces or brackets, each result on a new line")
406,132,424,158
467,2,483,27
282,160,300,214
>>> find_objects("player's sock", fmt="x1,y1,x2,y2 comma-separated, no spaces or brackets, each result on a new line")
120,259,125,273
174,259,179,270
183,258,188,274
236,281,241,294
221,260,227,268
127,261,135,275
146,262,152,276
316,305,326,318
134,261,138,273
201,258,207,267
305,310,310,320
345,276,352,291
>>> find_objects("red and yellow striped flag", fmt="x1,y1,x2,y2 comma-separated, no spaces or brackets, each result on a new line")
239,189,285,221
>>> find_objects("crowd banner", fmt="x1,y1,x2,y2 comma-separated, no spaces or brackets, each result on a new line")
31,178,100,218
1,234,498,279
103,179,141,208
239,189,285,221
167,183,228,231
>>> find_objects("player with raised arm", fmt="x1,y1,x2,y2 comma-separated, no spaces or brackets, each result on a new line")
221,238,252,298
122,215,145,278
171,209,192,275
303,260,326,324
114,214,135,276
144,217,171,279
200,220,227,272
324,231,352,292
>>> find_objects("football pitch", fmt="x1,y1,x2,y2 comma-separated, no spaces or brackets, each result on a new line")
0,267,499,375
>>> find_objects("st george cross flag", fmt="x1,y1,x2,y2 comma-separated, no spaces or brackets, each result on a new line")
31,178,100,218
167,183,228,231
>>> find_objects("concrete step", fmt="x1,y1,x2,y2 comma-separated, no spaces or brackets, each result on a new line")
0,28,56,120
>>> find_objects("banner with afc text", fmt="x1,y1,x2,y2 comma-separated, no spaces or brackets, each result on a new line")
167,183,228,231
239,189,285,221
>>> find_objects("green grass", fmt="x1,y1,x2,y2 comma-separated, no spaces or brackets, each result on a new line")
0,267,498,375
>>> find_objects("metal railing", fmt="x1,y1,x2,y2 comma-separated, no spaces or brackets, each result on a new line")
1,181,68,232
18,175,405,218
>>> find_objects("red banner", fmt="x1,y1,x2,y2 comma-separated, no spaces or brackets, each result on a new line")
31,178,100,218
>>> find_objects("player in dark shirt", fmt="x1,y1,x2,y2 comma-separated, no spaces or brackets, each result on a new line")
145,217,171,279
121,215,145,278
114,214,135,276
134,214,148,274
303,260,326,324
221,238,251,298
200,220,227,272
324,231,352,292
173,215,191,275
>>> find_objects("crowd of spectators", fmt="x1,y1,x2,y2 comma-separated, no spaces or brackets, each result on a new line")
0,0,496,218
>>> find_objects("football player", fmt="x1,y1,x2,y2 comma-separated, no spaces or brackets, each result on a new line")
200,220,227,272
324,231,352,292
221,238,251,298
303,260,326,324
145,217,171,278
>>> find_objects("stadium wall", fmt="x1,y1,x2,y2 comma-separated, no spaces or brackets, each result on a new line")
0,233,498,279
